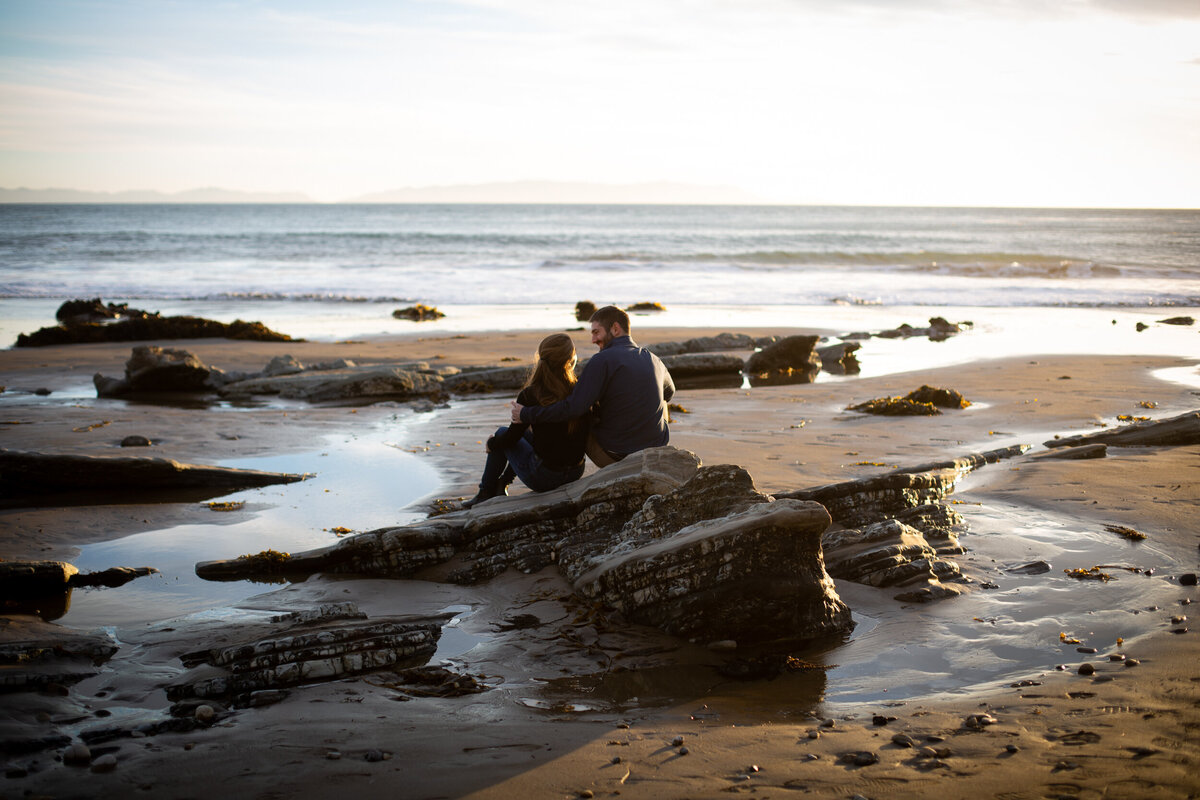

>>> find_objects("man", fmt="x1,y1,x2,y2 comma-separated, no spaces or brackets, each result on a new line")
511,305,674,467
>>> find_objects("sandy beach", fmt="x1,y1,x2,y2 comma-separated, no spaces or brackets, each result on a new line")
1,315,1198,799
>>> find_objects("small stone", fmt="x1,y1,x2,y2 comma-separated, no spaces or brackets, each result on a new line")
1129,746,1157,757
617,722,630,729
678,746,689,756
34,388,52,396
917,746,937,758
611,756,621,764
1109,653,1126,662
1183,598,1193,606
746,764,760,773
707,639,737,651
671,736,684,747
1172,627,1188,634
1171,616,1187,624
807,729,820,739
326,751,341,760
1125,658,1141,667
579,791,595,799
91,754,118,773
183,743,195,751
925,735,946,743
1076,647,1097,654
802,753,819,761
194,705,214,723
364,749,385,762
964,713,998,729
1180,573,1198,586
1005,744,1020,753
872,715,896,726
891,733,918,748
819,718,835,728
120,435,151,447
1077,663,1095,676
63,743,91,765
934,747,952,758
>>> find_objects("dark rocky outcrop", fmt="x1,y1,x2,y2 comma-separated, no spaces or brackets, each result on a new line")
198,448,854,647
55,298,156,325
847,385,970,416
844,317,970,342
816,342,862,375
745,335,821,378
225,365,447,403
0,449,309,496
94,345,217,396
626,301,666,312
17,315,293,347
648,332,758,357
1044,410,1200,449
0,562,158,620
575,301,597,321
657,353,745,379
1157,316,1195,326
392,304,445,322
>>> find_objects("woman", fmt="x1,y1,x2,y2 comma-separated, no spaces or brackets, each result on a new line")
463,333,590,508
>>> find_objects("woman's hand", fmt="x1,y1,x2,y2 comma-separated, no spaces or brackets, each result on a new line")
510,401,524,423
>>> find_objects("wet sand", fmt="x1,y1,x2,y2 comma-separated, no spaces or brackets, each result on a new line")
1,322,1198,798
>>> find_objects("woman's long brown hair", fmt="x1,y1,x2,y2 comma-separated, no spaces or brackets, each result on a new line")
524,333,581,431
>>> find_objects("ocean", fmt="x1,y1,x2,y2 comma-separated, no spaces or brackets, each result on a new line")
1,203,1198,346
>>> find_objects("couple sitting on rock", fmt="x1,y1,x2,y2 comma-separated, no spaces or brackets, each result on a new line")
462,305,676,509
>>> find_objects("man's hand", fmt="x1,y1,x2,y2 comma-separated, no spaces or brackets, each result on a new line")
510,401,524,423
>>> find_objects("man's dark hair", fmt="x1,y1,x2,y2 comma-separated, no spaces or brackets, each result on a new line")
590,305,630,334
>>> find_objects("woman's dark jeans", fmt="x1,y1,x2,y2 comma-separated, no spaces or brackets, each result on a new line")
480,426,584,493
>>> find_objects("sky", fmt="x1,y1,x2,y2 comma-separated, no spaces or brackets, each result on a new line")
0,0,1198,207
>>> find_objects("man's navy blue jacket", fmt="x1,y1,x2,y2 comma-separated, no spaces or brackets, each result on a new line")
519,335,674,456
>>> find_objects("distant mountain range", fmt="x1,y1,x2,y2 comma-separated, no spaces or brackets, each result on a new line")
344,180,765,204
0,181,765,205
0,187,314,203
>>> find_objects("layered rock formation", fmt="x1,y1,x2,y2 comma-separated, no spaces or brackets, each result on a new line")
780,445,1029,602
0,449,309,496
198,448,855,647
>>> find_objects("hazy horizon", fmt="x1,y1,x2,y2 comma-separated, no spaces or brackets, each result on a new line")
2,0,1199,209
2,182,1197,210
